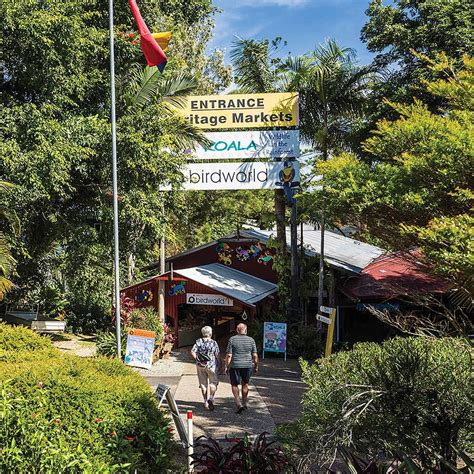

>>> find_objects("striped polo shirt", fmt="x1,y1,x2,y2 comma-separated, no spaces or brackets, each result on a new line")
226,335,257,368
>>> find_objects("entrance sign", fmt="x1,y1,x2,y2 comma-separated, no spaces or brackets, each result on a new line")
262,322,287,360
178,92,299,129
162,161,300,191
124,328,155,369
189,130,300,160
186,293,233,306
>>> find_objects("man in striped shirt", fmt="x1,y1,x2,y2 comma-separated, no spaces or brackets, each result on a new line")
225,323,259,414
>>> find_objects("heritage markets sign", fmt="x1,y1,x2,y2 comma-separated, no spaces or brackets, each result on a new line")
179,92,299,129
186,293,233,306
162,161,300,191
188,130,300,160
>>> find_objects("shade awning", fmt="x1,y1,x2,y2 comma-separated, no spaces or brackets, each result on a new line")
174,263,277,306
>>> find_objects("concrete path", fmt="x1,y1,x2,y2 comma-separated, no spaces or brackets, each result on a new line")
142,349,305,440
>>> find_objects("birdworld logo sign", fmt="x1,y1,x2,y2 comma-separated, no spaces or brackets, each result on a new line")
187,130,300,160
177,92,299,129
186,293,233,306
161,161,300,191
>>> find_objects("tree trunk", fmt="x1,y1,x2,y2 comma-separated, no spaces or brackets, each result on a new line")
274,189,286,251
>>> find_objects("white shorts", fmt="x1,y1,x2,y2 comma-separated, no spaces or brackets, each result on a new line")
197,366,219,389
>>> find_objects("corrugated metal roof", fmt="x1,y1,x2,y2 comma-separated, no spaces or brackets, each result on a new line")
175,263,277,305
240,227,385,274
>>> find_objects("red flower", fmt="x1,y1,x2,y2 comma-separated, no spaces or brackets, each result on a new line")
110,431,117,437
126,436,135,442
53,418,60,425
167,427,174,433
95,417,103,423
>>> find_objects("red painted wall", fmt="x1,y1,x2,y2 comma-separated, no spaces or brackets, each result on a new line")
171,241,278,283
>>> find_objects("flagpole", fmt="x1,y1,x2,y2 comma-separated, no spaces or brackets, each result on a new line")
108,0,122,358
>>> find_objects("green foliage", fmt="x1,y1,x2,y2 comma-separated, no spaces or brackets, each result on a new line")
282,337,472,470
304,56,474,291
287,324,323,360
0,0,232,331
361,0,473,107
128,307,165,341
0,324,176,472
96,330,127,359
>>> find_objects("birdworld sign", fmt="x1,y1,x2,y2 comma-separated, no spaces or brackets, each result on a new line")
187,130,300,160
177,92,299,129
161,161,300,191
186,293,233,306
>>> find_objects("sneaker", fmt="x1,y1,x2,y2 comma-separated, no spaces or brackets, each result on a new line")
236,406,245,414
208,399,215,411
204,401,209,410
242,405,248,410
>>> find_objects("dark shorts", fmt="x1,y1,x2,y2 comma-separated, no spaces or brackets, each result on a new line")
229,367,253,386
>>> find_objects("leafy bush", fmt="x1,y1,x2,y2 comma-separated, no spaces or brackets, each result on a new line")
96,330,127,358
0,324,176,472
97,307,166,358
128,307,164,340
287,323,324,359
192,432,294,473
281,337,472,470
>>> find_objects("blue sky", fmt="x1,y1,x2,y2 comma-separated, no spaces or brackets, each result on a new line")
209,0,375,66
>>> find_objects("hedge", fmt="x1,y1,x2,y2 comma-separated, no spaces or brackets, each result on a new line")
0,323,176,472
281,337,473,470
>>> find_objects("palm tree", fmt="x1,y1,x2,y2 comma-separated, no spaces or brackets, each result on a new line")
283,38,376,160
282,39,376,311
230,37,289,250
0,181,15,300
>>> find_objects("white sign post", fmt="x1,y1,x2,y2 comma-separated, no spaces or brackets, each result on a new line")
188,130,300,160
186,293,234,306
162,161,300,191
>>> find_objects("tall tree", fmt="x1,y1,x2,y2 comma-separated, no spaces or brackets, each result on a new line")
0,0,228,330
230,37,289,250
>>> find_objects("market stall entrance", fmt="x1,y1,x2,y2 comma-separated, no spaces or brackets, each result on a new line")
122,263,278,346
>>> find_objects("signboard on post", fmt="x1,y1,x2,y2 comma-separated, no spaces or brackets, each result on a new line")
186,293,233,306
177,92,299,129
124,328,155,369
161,161,300,191
155,384,188,446
318,306,337,358
188,130,300,160
262,322,287,360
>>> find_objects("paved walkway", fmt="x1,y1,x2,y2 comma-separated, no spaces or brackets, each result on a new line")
141,349,306,440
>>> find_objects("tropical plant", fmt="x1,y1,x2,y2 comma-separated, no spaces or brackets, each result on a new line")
96,330,127,358
191,432,294,473
282,38,376,160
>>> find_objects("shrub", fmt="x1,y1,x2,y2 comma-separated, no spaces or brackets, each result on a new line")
287,323,324,359
281,337,472,470
96,330,127,358
0,324,176,472
128,307,164,341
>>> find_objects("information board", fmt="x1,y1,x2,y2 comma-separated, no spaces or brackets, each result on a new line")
124,328,155,369
177,92,299,129
263,322,287,358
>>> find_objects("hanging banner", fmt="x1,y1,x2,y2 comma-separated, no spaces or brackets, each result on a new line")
187,130,300,160
161,161,300,191
263,322,287,353
177,92,299,129
124,328,156,369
